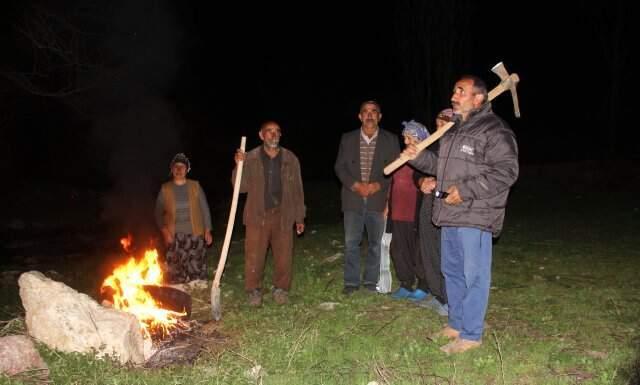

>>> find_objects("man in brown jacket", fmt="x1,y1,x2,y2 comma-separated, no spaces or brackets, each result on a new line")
233,121,305,306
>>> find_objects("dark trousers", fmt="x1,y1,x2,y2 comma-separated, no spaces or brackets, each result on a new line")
417,194,447,304
244,208,294,292
343,209,385,288
389,220,419,290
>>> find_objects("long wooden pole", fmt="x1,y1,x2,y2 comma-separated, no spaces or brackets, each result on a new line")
211,136,246,321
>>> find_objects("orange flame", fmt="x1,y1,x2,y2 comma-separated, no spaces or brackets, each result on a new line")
102,240,185,338
120,234,133,253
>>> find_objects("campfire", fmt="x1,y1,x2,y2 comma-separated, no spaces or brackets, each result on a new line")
97,235,225,368
101,235,188,340
18,234,220,368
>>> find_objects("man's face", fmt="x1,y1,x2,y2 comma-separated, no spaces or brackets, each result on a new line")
259,123,281,149
451,78,483,117
358,103,382,132
171,162,188,179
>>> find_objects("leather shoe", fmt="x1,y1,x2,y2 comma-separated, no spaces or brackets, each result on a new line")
440,338,482,354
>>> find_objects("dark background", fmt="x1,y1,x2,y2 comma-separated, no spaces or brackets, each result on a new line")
1,0,637,233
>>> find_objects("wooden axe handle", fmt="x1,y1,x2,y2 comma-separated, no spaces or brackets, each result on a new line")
383,72,519,175
212,136,246,288
383,121,454,175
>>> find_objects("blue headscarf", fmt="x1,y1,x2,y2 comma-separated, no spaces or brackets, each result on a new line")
401,120,430,141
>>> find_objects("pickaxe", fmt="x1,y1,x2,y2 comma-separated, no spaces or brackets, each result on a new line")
383,61,520,175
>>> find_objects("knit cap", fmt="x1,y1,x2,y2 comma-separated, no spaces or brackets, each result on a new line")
170,153,191,172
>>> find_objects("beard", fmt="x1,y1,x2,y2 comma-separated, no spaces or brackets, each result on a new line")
265,139,280,149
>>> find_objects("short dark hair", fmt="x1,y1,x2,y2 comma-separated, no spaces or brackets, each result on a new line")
359,100,381,113
460,75,488,103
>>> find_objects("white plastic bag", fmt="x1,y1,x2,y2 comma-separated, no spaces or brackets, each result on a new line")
377,229,393,294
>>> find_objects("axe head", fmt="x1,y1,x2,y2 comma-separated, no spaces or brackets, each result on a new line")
491,62,521,118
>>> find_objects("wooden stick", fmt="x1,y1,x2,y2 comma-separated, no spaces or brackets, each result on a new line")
383,120,454,175
211,136,246,321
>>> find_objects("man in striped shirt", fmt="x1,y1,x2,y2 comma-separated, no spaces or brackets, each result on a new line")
334,100,401,295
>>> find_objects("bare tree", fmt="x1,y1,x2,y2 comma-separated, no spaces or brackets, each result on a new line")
579,1,629,158
394,1,475,125
3,1,111,102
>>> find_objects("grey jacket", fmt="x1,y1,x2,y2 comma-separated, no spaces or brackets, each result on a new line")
409,103,518,236
334,128,401,212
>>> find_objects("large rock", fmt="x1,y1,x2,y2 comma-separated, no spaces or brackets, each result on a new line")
18,271,148,364
0,335,48,378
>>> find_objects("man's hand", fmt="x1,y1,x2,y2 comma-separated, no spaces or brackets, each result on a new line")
352,182,370,197
204,230,213,246
296,223,305,235
420,176,437,194
400,143,418,160
234,149,246,164
444,185,463,205
367,182,381,195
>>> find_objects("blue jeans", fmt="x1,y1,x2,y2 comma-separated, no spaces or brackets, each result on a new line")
343,209,385,288
441,227,492,341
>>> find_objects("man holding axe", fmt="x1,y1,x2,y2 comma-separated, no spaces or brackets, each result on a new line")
401,72,519,354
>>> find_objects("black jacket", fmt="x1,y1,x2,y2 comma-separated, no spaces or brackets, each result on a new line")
409,103,518,236
334,128,401,212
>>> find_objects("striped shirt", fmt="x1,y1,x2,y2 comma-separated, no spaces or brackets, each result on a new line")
172,183,192,234
360,129,378,182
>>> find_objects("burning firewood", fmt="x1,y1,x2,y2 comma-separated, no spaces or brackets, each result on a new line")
142,285,192,318
101,247,188,337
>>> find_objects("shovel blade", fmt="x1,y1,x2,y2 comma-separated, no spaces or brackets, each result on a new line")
211,285,222,321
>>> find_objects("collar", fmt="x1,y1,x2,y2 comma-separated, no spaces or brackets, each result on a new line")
261,146,281,160
360,128,379,144
462,102,493,123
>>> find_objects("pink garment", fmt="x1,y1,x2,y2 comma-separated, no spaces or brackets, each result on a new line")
390,165,418,222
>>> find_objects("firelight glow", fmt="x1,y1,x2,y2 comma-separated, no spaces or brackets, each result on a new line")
101,246,185,338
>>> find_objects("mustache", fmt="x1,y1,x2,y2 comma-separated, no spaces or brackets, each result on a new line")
265,140,280,148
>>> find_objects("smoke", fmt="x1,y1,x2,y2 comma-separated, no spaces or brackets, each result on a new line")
94,96,182,234
90,0,186,238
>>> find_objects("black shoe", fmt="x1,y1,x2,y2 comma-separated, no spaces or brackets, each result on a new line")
364,284,378,292
342,286,358,295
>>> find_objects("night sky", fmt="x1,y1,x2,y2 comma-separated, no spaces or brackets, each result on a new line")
1,1,636,227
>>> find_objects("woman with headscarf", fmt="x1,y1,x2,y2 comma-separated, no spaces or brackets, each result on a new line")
387,120,430,301
155,153,213,283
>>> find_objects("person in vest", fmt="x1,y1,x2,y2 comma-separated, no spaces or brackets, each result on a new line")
155,153,213,283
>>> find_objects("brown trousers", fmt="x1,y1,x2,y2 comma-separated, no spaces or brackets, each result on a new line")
244,208,294,292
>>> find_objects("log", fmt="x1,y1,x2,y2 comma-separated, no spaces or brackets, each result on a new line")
142,285,192,318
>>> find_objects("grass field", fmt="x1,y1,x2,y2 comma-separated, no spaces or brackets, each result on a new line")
1,173,639,384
